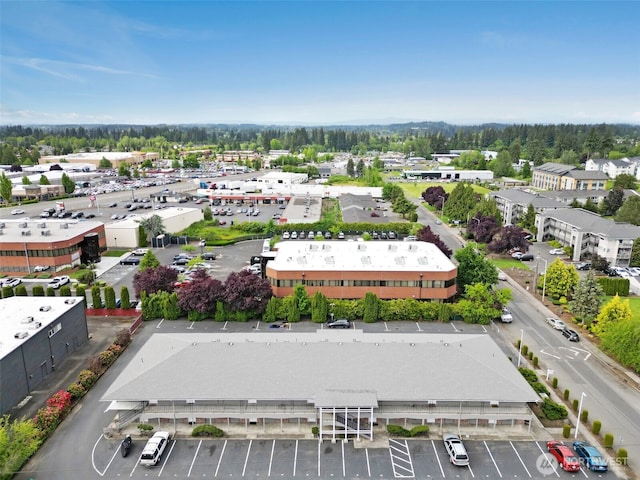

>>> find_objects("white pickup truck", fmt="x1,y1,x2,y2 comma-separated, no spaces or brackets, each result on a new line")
500,308,513,323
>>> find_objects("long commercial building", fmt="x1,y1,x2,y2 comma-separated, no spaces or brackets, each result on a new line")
102,331,539,441
266,240,457,300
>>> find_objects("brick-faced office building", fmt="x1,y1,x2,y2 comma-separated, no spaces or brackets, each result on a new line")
266,241,457,300
0,219,105,274
0,296,89,415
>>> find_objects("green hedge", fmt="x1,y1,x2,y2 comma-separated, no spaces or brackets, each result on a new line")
597,277,629,296
540,398,568,420
192,425,224,437
386,424,430,437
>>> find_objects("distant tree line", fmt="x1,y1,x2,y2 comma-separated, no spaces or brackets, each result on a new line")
2,122,639,165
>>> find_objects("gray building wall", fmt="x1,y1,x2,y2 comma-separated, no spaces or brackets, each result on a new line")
0,301,89,415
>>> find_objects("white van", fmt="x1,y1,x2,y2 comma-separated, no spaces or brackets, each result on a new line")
140,431,170,466
262,239,271,253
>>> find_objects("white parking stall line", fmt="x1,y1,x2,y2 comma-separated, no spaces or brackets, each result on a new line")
365,448,372,477
384,321,390,331
467,464,475,478
91,433,118,477
342,439,346,477
187,321,195,329
293,439,298,477
431,440,445,478
416,322,423,332
451,323,459,332
255,321,261,331
187,440,202,477
157,439,176,476
481,325,487,333
509,441,532,477
535,441,560,477
484,441,502,477
317,439,321,477
242,439,252,477
221,320,228,330
156,318,165,328
580,466,589,478
214,440,227,477
268,439,275,477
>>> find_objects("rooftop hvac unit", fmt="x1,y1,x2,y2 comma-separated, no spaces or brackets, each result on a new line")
21,230,31,236
60,223,68,229
39,305,51,312
19,222,27,228
0,222,5,228
21,316,35,324
41,230,51,236
64,298,76,304
14,331,29,339
0,229,3,235
29,322,42,329
38,222,46,228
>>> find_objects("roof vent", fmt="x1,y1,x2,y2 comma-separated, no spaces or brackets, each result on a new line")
29,322,42,329
21,230,31,236
60,223,68,229
39,305,51,312
19,222,27,228
38,222,46,228
64,298,76,304
0,222,5,228
14,331,29,339
21,316,34,324
0,229,3,235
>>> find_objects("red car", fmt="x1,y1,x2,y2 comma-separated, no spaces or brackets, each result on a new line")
547,441,580,472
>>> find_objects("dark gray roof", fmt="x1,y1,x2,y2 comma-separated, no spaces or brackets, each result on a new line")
564,170,608,180
101,332,539,405
340,193,387,223
542,189,608,200
533,163,576,175
540,208,640,239
491,189,566,208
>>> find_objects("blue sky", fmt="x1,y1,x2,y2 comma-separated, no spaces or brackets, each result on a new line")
1,1,639,126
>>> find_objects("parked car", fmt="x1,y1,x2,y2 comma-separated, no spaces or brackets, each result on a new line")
573,441,608,472
48,276,70,289
132,248,149,256
139,431,170,466
201,252,216,260
511,252,524,259
2,277,22,288
327,319,351,329
388,231,397,239
575,262,591,271
549,248,564,255
120,256,141,266
11,208,25,215
291,231,298,239
71,211,84,219
172,257,190,266
173,254,194,262
561,327,580,342
33,265,50,272
338,232,345,240
547,441,580,472
108,202,118,208
324,231,332,239
85,213,96,219
497,271,507,281
500,308,513,323
519,254,534,261
546,317,566,330
443,434,470,466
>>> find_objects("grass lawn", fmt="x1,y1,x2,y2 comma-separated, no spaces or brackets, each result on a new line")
604,295,640,319
399,182,491,199
491,258,532,271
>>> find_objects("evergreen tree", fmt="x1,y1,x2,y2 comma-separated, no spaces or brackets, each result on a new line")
520,161,532,178
443,182,476,222
362,292,380,323
519,204,536,232
120,286,131,309
601,188,624,216
0,172,12,204
39,174,50,185
356,159,365,177
139,250,161,270
615,195,640,225
453,245,498,291
569,271,604,324
346,158,355,177
61,172,75,194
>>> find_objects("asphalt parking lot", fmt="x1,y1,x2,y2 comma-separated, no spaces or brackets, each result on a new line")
91,437,617,479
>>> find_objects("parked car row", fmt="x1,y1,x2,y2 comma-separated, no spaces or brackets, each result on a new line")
511,251,534,261
546,317,580,342
548,440,608,472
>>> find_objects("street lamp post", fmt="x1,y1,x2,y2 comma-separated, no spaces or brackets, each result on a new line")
537,257,548,304
517,329,524,367
575,392,587,439
329,303,335,323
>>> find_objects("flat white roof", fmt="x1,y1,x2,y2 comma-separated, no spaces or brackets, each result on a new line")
107,206,200,227
270,240,456,273
102,332,539,404
0,297,83,360
0,219,102,243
